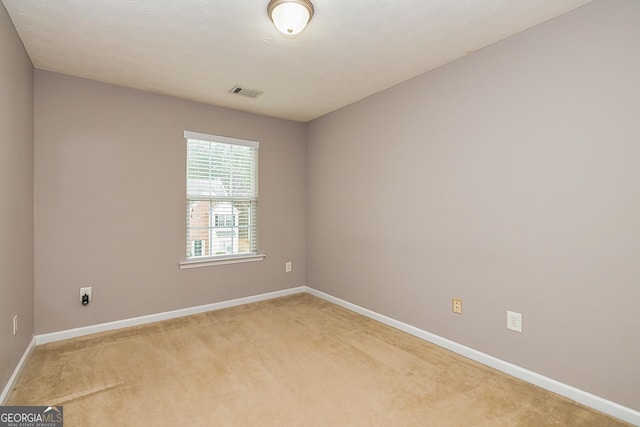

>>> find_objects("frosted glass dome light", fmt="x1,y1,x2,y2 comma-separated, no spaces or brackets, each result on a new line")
268,0,314,35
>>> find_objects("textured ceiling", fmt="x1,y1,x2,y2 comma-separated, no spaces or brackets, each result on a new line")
2,0,593,122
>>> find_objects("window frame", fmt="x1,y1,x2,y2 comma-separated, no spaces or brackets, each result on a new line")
179,130,265,269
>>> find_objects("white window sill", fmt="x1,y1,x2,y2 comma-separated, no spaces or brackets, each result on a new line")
179,254,266,269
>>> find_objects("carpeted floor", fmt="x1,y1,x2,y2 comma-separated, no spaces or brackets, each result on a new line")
7,293,631,426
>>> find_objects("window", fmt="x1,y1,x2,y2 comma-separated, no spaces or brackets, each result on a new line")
214,213,235,227
184,131,259,263
192,239,204,257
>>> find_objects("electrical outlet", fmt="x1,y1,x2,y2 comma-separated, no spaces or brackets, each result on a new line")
507,311,522,332
12,314,17,335
452,298,462,314
285,261,292,273
80,287,92,305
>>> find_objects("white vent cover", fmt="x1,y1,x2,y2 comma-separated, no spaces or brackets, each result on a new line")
229,85,263,98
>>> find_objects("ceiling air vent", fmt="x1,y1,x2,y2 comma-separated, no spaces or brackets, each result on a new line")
229,85,263,99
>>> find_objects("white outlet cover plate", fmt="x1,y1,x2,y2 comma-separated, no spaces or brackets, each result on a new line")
507,311,522,332
80,287,92,302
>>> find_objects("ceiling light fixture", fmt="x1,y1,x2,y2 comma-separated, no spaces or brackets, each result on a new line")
267,0,314,35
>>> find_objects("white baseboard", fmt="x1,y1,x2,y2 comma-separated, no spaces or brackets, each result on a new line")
1,336,36,404
305,287,640,426
35,286,306,345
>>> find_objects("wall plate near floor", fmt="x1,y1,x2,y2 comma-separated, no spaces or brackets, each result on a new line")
452,298,462,314
80,287,92,305
507,311,522,332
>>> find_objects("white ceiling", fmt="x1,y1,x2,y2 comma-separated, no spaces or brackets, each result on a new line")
3,0,593,122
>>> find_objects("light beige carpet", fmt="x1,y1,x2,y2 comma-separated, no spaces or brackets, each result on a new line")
7,294,630,426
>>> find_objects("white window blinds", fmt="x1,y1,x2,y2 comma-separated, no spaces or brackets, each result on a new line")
184,131,259,259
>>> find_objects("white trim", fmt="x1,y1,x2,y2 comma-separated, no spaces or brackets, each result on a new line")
304,287,640,426
1,337,36,404
35,287,305,345
179,253,265,269
184,130,259,149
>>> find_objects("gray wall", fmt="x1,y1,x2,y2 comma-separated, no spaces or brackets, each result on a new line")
0,4,34,390
5,0,639,414
34,71,306,334
307,0,640,411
